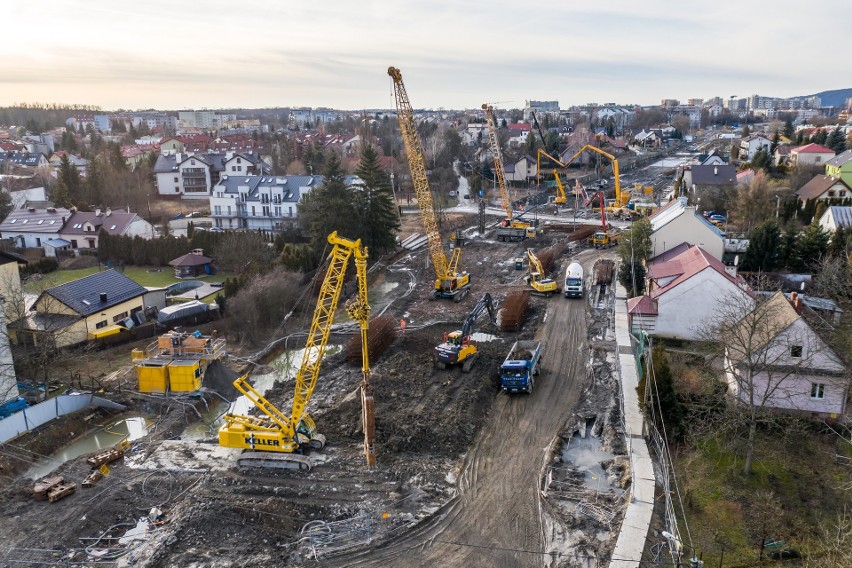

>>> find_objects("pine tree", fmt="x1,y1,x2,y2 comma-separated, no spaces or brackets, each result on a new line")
56,155,82,205
354,144,400,255
741,219,781,272
792,223,831,271
298,152,361,260
782,118,794,139
829,226,847,259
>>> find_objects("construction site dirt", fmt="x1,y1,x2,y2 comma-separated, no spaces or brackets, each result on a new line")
0,213,628,567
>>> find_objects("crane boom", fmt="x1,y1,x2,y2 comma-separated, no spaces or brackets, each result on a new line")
388,66,469,300
482,104,513,221
219,231,371,468
460,293,496,338
536,144,625,207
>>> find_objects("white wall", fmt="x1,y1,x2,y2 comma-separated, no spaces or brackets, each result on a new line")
651,212,724,261
126,218,155,239
654,268,754,340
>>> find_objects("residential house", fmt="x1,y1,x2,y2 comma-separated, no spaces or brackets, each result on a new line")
724,291,848,419
648,197,725,261
0,207,70,249
0,250,27,323
817,206,852,233
795,175,851,205
632,129,662,148
506,123,530,148
169,249,215,278
210,174,358,233
698,152,728,166
774,144,794,166
8,269,149,348
153,151,269,199
48,152,88,176
681,165,737,212
738,134,772,161
627,244,754,340
789,143,835,167
59,208,155,250
825,149,852,187
504,155,537,182
736,169,755,186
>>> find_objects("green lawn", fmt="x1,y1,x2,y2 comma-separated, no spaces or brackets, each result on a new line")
24,265,237,293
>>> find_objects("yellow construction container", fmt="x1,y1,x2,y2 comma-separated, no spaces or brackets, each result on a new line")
137,361,170,393
168,359,202,392
131,348,145,361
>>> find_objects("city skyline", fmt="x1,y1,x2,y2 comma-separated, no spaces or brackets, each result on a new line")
2,1,848,111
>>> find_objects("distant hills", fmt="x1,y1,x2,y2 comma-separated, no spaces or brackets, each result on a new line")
804,88,852,108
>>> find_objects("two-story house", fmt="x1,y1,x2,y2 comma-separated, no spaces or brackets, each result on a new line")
59,208,155,250
738,134,772,161
795,175,851,206
209,174,359,233
724,291,848,419
825,150,852,188
648,197,725,261
154,151,270,199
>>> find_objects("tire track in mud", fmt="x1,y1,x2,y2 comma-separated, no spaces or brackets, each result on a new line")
327,252,593,567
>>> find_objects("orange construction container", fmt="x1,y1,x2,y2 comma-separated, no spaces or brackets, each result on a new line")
168,359,202,392
137,360,170,393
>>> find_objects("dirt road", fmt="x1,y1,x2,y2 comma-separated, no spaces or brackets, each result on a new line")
328,251,596,567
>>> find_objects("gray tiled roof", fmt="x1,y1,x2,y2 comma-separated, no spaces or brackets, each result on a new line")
44,269,146,317
0,208,71,234
213,174,360,203
826,149,852,168
826,206,852,228
690,164,736,185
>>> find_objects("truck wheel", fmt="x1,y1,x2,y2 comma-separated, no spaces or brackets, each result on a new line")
527,378,534,393
533,363,540,376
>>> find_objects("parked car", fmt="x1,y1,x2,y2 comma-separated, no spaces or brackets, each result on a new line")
710,214,726,222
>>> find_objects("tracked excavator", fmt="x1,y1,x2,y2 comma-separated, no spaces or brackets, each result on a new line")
218,231,374,470
525,248,559,295
389,66,471,301
434,293,497,372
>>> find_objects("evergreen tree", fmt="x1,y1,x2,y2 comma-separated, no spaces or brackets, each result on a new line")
751,147,771,173
782,118,794,139
56,155,82,205
0,189,11,221
779,221,798,269
644,345,685,443
827,126,847,153
829,226,847,259
84,157,105,207
795,130,804,145
770,131,780,156
813,129,828,145
617,260,645,297
792,222,830,271
298,152,361,260
354,144,400,255
740,219,781,272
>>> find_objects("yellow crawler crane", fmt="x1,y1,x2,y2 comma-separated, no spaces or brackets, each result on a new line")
483,104,538,242
388,66,471,301
525,248,559,295
218,231,374,470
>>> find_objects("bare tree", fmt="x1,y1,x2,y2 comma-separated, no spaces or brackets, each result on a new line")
700,290,847,475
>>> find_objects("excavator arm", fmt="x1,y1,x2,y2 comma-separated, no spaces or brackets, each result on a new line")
460,293,496,338
527,248,545,277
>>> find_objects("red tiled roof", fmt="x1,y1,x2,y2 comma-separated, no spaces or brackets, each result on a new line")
508,123,531,131
627,295,657,315
647,245,745,299
793,143,833,154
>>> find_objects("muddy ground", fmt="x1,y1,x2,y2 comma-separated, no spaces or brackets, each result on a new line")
0,213,628,567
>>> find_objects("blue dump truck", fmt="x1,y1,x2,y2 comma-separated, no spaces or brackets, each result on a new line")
500,340,542,393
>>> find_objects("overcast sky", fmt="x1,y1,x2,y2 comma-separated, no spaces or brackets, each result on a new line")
1,1,846,111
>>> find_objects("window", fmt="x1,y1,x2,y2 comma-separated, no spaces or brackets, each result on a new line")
71,240,78,248
95,320,108,329
262,206,269,216
175,188,180,193
790,345,803,358
810,383,825,399
174,177,179,183
112,311,129,323
251,206,256,216
35,238,41,247
237,157,242,164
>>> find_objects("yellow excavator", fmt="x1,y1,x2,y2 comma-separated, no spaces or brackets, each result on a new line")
525,248,559,295
218,231,375,470
537,144,631,214
389,66,471,301
483,104,538,242
434,293,497,372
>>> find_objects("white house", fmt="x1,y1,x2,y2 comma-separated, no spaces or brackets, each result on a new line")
795,175,851,205
817,206,852,233
0,207,70,249
724,292,848,419
790,143,835,167
504,155,537,183
628,244,754,340
209,174,360,233
738,134,772,161
648,197,725,261
59,208,154,250
154,151,269,199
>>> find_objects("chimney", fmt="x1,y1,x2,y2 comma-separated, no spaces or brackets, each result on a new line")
99,292,108,303
790,291,803,312
714,166,718,175
106,208,112,217
95,208,102,216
